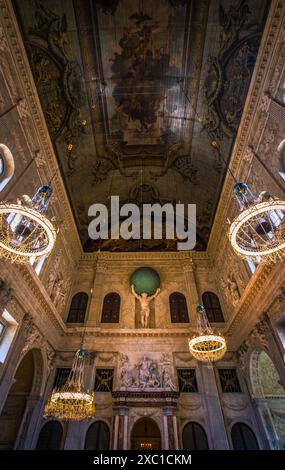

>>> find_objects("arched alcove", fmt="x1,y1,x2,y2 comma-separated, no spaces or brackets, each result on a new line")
84,421,110,450
182,422,209,450
36,420,63,450
0,349,43,449
131,418,161,450
231,423,259,450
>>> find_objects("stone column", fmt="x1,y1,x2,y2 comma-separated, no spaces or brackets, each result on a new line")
123,413,129,450
113,414,120,450
198,363,230,449
64,421,86,450
112,406,129,450
162,414,169,450
172,415,179,450
163,406,179,450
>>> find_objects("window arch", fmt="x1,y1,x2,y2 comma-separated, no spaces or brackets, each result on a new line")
231,423,259,450
182,422,209,450
36,420,63,450
101,293,120,323
169,292,189,323
85,421,110,450
66,292,88,323
0,144,15,192
202,292,224,322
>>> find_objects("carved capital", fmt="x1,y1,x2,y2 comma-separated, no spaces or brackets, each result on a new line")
20,314,44,356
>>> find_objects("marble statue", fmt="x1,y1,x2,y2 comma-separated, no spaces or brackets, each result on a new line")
227,272,240,304
131,284,160,328
161,367,176,390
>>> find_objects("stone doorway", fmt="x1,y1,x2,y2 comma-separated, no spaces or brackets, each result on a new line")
131,417,161,450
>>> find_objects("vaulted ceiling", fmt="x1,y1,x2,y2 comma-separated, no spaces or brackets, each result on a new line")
13,0,269,251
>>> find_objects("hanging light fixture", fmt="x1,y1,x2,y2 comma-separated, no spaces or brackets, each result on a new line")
44,348,95,421
189,305,227,362
0,184,56,263
177,79,285,264
228,182,285,262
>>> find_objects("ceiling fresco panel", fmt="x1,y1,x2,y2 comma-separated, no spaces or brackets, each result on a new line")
13,0,270,251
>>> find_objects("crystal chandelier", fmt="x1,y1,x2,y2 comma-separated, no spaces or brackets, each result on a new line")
0,185,56,263
189,305,227,362
44,348,95,421
229,182,285,262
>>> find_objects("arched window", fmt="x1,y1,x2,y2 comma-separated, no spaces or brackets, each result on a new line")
169,292,189,323
36,420,63,450
101,293,120,323
202,292,224,322
0,144,15,192
67,292,88,323
85,421,110,450
231,423,259,450
183,422,209,450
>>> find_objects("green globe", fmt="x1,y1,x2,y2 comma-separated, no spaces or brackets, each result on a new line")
130,267,160,295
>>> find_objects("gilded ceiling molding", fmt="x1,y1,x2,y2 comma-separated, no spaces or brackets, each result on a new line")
0,0,82,261
208,0,285,257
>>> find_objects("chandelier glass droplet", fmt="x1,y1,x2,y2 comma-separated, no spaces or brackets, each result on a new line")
229,183,285,262
188,305,227,362
0,185,56,263
44,348,95,421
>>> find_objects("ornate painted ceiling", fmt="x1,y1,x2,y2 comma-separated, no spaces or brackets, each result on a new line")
13,0,269,251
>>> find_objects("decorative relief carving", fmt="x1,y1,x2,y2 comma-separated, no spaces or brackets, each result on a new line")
47,269,71,312
0,278,13,310
17,98,30,119
21,322,43,356
119,354,177,391
96,353,117,363
0,26,8,53
222,395,248,411
45,343,56,377
235,341,249,371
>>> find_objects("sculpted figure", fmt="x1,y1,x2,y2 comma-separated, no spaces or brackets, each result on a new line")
131,284,160,328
